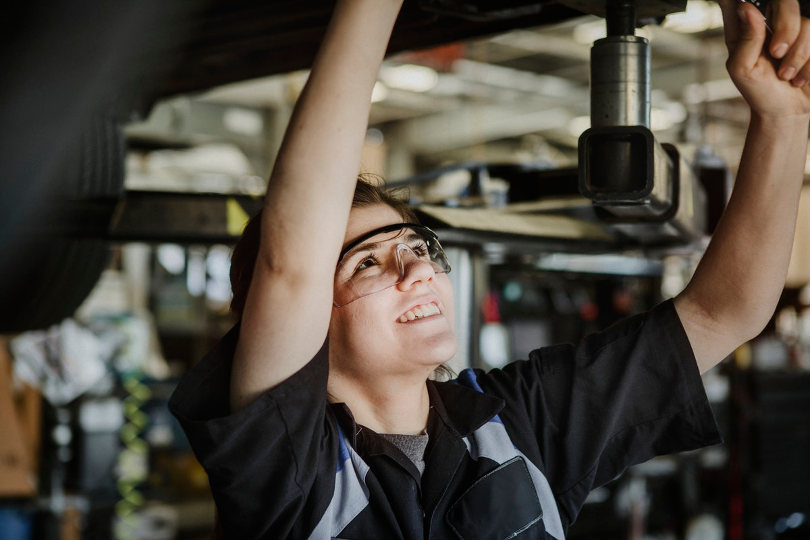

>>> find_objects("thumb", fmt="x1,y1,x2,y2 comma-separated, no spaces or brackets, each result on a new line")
718,0,742,53
730,3,769,70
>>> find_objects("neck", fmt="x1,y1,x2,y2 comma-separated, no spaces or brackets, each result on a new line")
328,370,431,435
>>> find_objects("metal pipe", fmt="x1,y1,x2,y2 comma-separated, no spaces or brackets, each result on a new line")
590,35,651,127
606,0,636,36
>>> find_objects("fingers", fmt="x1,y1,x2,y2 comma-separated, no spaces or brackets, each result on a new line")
717,0,743,55
768,0,810,87
778,18,810,86
769,0,801,59
724,1,769,73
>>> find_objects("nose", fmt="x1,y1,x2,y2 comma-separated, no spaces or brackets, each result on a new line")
395,243,435,290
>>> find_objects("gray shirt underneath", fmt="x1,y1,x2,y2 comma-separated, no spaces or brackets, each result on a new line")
379,432,429,475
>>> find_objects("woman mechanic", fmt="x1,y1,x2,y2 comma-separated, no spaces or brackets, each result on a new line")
170,0,810,538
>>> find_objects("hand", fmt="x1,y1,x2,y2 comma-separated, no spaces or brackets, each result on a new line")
718,0,810,117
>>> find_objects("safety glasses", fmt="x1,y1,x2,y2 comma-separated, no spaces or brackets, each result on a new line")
333,223,451,307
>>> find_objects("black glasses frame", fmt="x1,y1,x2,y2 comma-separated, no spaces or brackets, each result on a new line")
337,223,441,264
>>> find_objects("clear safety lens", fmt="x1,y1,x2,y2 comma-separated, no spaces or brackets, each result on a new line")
333,224,450,307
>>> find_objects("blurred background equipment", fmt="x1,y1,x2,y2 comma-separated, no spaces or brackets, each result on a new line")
0,0,203,333
4,0,810,538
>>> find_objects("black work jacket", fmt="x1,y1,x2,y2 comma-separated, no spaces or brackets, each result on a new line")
169,300,721,539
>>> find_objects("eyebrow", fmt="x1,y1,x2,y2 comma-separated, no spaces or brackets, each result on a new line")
342,231,424,261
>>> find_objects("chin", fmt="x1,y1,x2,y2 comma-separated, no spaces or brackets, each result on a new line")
413,332,458,367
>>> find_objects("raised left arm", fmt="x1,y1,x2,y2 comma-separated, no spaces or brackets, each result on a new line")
675,0,810,373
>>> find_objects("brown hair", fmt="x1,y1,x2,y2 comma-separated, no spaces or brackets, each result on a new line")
229,176,455,381
229,174,417,319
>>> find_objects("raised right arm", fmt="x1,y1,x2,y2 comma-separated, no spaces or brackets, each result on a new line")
230,0,404,412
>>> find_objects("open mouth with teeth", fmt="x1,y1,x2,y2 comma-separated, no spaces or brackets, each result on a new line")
399,302,441,323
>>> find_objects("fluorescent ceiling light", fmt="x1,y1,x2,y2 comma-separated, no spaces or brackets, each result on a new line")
663,1,723,34
536,253,662,276
380,64,439,93
223,107,264,136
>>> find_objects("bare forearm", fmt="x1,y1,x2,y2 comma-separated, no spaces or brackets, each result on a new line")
677,113,809,371
263,0,403,276
230,0,402,412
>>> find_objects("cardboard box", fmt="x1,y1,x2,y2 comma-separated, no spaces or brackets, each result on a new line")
0,338,38,498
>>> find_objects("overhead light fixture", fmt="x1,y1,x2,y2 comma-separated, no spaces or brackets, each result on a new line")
535,253,662,276
663,1,723,33
380,64,439,93
223,107,264,136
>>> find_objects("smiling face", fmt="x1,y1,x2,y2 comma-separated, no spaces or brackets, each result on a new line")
328,204,457,381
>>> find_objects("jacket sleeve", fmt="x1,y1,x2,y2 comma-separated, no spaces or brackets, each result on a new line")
476,299,722,527
168,325,337,539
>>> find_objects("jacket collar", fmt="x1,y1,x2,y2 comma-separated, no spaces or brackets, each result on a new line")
427,378,504,437
328,377,504,448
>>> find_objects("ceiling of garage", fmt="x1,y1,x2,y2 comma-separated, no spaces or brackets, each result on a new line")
126,1,759,192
